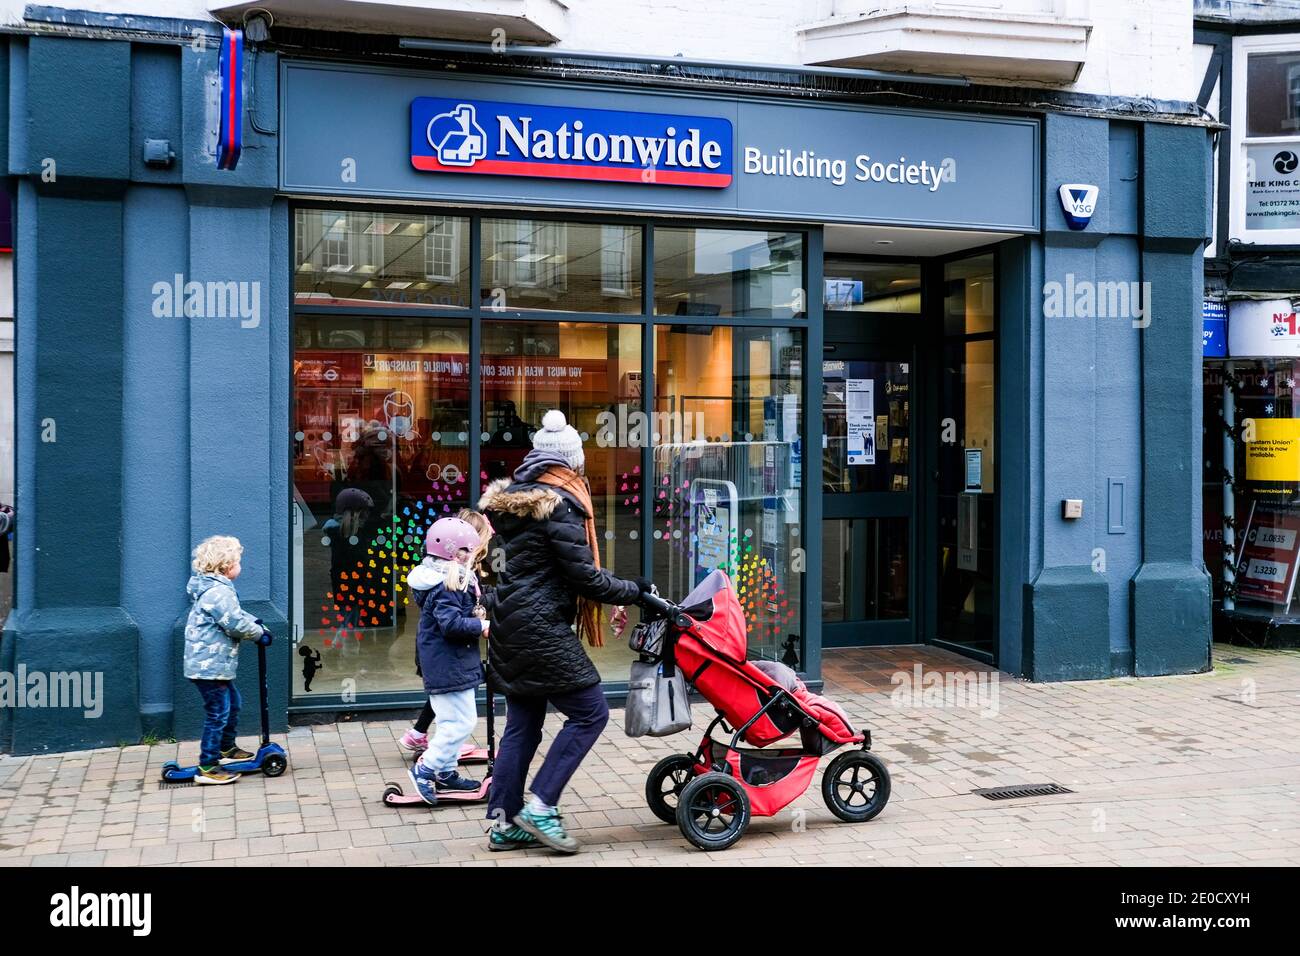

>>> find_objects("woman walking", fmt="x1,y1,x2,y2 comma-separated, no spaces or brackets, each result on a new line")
478,410,651,853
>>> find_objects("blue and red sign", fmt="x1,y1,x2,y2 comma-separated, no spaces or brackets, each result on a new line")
410,97,733,188
217,28,244,170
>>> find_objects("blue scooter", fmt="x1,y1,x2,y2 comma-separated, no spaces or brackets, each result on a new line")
161,629,289,782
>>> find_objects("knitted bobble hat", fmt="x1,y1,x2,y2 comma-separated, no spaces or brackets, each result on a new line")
531,409,585,472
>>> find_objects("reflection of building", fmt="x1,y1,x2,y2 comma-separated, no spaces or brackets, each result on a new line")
295,211,469,309
1,2,1217,755
1197,1,1300,642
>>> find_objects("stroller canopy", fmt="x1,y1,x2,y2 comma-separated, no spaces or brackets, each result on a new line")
680,570,748,663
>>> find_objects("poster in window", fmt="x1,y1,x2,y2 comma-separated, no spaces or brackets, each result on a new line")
846,378,875,465
1245,144,1300,230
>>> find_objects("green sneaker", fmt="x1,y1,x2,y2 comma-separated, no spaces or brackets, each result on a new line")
488,825,540,852
514,804,579,854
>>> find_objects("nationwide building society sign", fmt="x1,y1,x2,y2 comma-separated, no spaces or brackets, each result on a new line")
410,96,956,195
411,97,734,187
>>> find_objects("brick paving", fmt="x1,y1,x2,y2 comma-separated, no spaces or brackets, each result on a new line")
1,644,1298,867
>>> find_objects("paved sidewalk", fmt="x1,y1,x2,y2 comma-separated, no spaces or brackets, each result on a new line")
2,645,1298,867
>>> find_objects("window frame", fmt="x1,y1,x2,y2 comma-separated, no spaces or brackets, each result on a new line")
288,200,815,709
1231,32,1300,245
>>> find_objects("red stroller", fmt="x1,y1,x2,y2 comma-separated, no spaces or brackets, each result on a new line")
637,570,890,850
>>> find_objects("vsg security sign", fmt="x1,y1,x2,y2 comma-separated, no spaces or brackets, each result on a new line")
411,98,733,188
1058,183,1099,230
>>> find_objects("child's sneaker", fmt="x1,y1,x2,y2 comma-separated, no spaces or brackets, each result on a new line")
514,803,578,854
488,824,539,852
195,765,240,785
407,761,440,805
220,746,255,763
434,771,479,793
397,729,427,754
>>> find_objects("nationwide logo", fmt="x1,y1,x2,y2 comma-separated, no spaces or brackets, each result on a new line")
411,97,733,188
1058,183,1099,230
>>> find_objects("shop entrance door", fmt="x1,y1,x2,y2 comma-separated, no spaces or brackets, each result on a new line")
821,286,920,646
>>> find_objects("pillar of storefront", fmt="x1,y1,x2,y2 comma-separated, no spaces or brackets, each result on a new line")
1027,114,1212,680
166,192,290,742
1026,114,1117,680
1130,122,1213,676
0,37,141,753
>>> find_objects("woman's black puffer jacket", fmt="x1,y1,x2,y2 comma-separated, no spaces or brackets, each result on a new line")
478,467,641,697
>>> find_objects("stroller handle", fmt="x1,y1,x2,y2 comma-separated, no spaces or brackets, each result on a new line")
636,588,693,630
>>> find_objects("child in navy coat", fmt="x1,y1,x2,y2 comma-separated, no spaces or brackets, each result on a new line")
406,516,489,803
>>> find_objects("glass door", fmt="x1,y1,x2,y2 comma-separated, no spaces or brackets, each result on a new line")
934,253,997,660
820,258,922,646
822,349,915,644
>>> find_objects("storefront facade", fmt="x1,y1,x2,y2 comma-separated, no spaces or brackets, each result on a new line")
0,18,1215,754
1195,8,1300,642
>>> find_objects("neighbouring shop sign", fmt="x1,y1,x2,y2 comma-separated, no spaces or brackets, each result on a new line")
1203,298,1227,357
1245,145,1300,231
284,62,1040,231
1245,417,1300,482
411,98,734,188
1236,503,1300,608
1227,298,1300,357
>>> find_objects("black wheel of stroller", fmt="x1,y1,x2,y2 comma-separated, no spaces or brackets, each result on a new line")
645,754,697,825
822,751,890,823
676,772,750,851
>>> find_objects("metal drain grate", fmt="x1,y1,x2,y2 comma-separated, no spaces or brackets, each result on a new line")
973,783,1074,801
159,781,194,789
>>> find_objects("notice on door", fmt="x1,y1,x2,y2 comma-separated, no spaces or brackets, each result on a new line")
846,378,875,465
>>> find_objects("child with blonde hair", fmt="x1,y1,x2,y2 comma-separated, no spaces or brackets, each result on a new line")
183,535,266,784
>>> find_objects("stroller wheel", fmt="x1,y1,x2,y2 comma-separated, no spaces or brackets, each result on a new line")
645,754,698,825
676,772,750,851
822,751,891,823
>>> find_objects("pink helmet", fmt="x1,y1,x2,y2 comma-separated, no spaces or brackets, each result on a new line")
426,517,481,560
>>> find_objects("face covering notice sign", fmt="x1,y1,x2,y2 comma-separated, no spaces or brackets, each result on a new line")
846,377,875,465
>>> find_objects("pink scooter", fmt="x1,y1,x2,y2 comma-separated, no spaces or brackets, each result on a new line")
382,669,494,808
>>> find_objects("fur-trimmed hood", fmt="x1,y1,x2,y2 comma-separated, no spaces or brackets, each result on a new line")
478,477,572,520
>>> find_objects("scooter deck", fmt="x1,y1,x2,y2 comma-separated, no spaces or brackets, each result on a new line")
382,778,491,806
402,742,489,765
160,743,288,782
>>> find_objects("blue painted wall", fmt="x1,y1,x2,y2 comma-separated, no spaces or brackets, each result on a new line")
1027,113,1212,680
1,31,288,754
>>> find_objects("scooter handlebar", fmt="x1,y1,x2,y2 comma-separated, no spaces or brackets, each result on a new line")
257,630,273,647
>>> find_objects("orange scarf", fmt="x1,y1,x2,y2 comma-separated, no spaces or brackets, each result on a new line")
536,466,605,648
